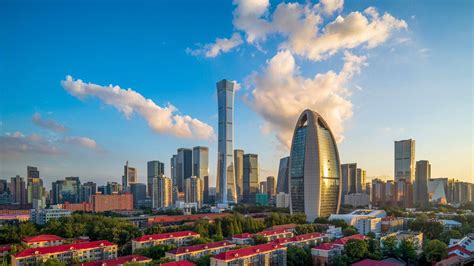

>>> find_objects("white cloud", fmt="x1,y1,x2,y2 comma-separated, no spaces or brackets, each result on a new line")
0,131,62,156
320,0,344,15
61,76,215,140
187,33,243,58
32,112,68,133
63,136,98,150
245,49,366,148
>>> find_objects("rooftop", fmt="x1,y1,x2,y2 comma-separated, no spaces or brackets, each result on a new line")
75,255,151,266
256,228,290,237
22,234,64,243
167,241,235,255
14,240,115,259
133,231,199,242
271,232,325,245
352,259,399,266
148,213,229,224
232,233,254,239
160,261,196,266
213,243,285,261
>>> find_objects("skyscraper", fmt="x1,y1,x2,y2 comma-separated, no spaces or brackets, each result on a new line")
266,176,276,197
243,154,259,203
216,79,238,205
185,176,204,207
10,175,26,205
276,157,290,194
415,160,430,208
27,177,46,208
130,183,147,208
147,161,164,197
193,146,209,204
259,181,267,194
234,149,244,202
289,110,341,221
123,161,137,190
356,168,366,193
152,175,172,209
177,148,193,192
81,182,97,202
394,139,415,183
27,166,40,180
341,163,357,196
170,154,178,186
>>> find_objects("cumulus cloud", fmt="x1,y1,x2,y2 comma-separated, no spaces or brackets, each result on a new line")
0,131,62,156
32,112,68,133
187,33,243,58
245,49,367,148
61,76,215,140
320,0,344,15
63,136,98,150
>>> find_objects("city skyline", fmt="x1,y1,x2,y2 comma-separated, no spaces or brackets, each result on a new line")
1,1,472,187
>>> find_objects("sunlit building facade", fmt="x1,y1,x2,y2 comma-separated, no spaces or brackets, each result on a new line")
289,110,341,222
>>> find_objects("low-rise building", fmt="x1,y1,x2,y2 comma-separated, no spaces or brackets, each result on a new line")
231,233,254,245
165,241,235,261
271,232,328,247
255,228,294,242
329,209,386,235
275,193,290,208
311,234,367,266
75,255,152,265
22,234,64,248
439,219,462,230
11,240,117,266
355,217,382,235
381,216,406,233
447,233,474,259
30,208,71,225
161,261,196,266
0,245,11,261
210,243,287,266
132,231,199,252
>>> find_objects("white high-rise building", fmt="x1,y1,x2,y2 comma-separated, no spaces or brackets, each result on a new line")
152,175,172,209
394,139,415,183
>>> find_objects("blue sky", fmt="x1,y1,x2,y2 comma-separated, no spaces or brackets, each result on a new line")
1,0,472,188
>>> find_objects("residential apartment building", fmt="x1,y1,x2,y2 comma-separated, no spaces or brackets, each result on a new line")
210,243,287,266
165,241,236,261
22,234,64,248
132,231,199,252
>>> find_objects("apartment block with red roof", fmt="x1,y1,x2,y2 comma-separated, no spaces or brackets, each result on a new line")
11,240,117,266
165,241,236,261
160,261,196,266
447,233,474,259
231,233,254,245
21,234,64,248
311,234,367,266
132,231,199,252
381,216,406,233
271,232,328,247
255,228,294,242
75,255,152,265
210,243,287,266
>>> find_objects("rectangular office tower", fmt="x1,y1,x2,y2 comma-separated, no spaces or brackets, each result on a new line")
394,139,415,183
216,80,238,205
123,161,137,190
177,148,193,192
193,146,209,203
243,154,259,203
415,160,431,208
234,149,244,202
147,161,164,198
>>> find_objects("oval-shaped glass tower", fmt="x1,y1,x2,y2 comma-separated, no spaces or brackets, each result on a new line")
289,109,342,222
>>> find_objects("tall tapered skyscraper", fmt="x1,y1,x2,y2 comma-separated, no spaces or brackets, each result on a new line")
216,79,238,204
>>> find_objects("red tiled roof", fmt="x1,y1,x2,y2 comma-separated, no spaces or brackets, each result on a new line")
256,228,290,237
14,240,115,259
22,234,64,243
313,242,340,251
76,255,151,266
133,231,199,243
333,234,366,245
213,243,285,261
271,232,325,245
232,233,254,239
167,241,235,255
352,259,399,266
160,261,196,266
448,245,473,255
0,245,11,252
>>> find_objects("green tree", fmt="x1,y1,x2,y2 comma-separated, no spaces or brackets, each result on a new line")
381,236,400,258
213,221,223,241
440,229,463,244
344,239,368,262
398,239,417,263
314,217,329,224
43,258,66,266
134,244,176,260
342,227,358,237
145,224,163,235
253,235,268,245
287,246,312,266
189,237,213,245
366,238,382,260
424,239,448,263
190,254,212,266
332,255,349,266
329,219,349,229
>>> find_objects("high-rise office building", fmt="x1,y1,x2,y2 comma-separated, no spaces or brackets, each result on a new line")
147,161,164,198
371,179,386,207
341,163,356,196
276,157,290,194
266,176,276,197
130,183,147,208
414,160,430,208
356,168,366,193
81,182,97,202
259,181,267,194
216,79,238,205
170,154,178,187
27,166,40,180
52,177,81,204
234,149,244,202
394,139,415,183
152,175,172,209
177,148,193,192
123,161,137,190
385,180,396,204
395,179,414,208
10,175,26,205
289,110,341,221
243,154,259,203
193,146,209,203
185,176,204,208
105,182,122,195
27,177,46,208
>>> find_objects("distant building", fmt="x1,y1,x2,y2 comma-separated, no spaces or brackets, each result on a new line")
414,160,430,208
27,177,46,208
210,243,287,266
123,161,137,190
27,166,40,180
395,179,414,208
51,177,81,204
147,160,164,198
216,79,238,205
394,139,415,183
165,241,236,262
270,232,328,247
312,234,367,266
330,209,386,235
256,229,294,242
152,176,172,209
381,216,406,233
132,231,199,252
276,193,291,208
80,181,96,202
289,110,341,221
276,156,290,194
344,193,370,207
428,178,449,204
170,154,178,189
243,154,259,204
130,183,147,208
30,208,72,225
193,146,209,204
22,234,64,248
341,163,357,197
11,240,117,265
259,181,267,194
177,148,193,193
447,233,474,259
185,176,203,208
371,178,386,207
255,193,269,206
267,176,276,197
78,255,152,266
91,193,133,212
10,175,27,205
105,181,122,195
234,149,244,202
381,231,424,254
